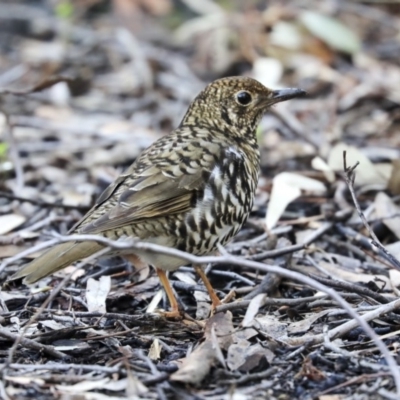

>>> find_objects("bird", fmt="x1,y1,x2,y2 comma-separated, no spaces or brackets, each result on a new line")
10,76,305,318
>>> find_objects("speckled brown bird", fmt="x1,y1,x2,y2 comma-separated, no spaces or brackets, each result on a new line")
11,76,305,317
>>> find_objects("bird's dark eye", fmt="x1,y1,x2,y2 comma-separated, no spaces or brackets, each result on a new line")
235,91,252,106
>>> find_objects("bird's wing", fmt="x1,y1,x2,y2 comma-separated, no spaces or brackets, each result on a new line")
75,130,221,234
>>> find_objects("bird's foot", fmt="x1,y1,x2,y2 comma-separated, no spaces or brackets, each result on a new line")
158,307,184,320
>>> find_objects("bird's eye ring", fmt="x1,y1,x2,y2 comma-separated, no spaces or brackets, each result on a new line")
235,91,252,106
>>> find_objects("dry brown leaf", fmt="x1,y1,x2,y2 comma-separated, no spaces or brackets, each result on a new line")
0,244,31,257
296,357,326,381
171,312,233,384
388,160,400,195
204,311,234,350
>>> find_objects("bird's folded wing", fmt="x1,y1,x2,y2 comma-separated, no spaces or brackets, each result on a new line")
76,166,210,234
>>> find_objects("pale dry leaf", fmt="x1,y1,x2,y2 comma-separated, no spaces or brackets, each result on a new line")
0,244,31,258
117,345,134,358
327,143,388,187
210,324,226,368
170,341,215,384
99,378,128,392
0,214,26,235
288,310,331,334
227,339,250,370
59,393,123,400
266,172,326,229
252,57,283,88
126,370,148,397
39,320,65,330
389,270,400,297
233,327,259,341
53,340,91,352
62,265,86,282
61,190,92,207
227,340,274,372
386,241,400,262
0,291,28,303
141,0,172,16
204,311,234,350
311,156,335,183
242,293,265,327
318,395,345,400
20,40,65,65
56,378,110,393
317,260,392,289
148,338,161,361
180,0,223,15
173,271,210,318
270,21,303,50
237,343,275,372
85,276,111,313
134,262,150,284
300,11,361,54
255,315,288,341
146,289,163,313
6,376,45,385
373,163,393,182
174,13,226,46
374,192,400,239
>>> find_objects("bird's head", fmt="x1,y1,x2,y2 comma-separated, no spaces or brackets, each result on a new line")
180,76,305,139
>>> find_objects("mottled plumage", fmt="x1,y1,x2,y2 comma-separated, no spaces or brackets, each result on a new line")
11,76,305,316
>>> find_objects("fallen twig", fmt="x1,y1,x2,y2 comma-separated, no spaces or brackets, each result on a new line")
342,151,400,271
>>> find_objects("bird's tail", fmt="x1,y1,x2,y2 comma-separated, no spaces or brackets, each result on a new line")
10,241,103,284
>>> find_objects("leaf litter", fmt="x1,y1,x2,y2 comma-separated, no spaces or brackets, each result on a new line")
0,1,400,399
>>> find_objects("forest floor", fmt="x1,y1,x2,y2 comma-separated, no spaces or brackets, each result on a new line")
1,1,400,399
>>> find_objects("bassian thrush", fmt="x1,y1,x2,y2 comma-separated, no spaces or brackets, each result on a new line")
11,76,305,317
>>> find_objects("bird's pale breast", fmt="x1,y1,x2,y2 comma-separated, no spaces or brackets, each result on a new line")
107,144,259,271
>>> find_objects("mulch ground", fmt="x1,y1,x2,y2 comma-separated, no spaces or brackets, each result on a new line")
1,1,400,399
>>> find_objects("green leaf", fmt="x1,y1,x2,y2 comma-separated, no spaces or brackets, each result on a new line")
300,11,361,54
55,1,74,19
0,142,8,158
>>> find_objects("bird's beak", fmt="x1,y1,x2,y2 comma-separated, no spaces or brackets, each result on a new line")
271,88,306,103
256,87,306,109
